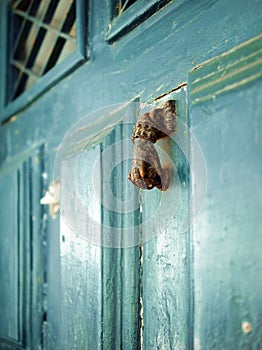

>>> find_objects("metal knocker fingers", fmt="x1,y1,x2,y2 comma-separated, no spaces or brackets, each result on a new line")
128,100,176,191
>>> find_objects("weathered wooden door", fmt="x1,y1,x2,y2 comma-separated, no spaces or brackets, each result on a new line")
0,0,262,349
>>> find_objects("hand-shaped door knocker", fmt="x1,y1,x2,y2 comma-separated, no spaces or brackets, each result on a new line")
128,100,176,191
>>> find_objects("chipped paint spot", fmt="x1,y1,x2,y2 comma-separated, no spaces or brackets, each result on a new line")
40,182,60,218
2,114,17,125
156,84,165,92
242,321,252,334
194,337,201,350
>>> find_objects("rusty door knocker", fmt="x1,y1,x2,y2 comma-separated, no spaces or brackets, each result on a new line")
128,100,176,191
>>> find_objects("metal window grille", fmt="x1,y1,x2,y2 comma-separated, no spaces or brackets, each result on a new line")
8,0,76,101
113,0,138,17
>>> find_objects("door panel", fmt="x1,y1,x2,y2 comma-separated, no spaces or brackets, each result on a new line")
60,144,103,349
0,170,19,342
142,89,192,349
58,104,141,349
58,94,192,349
0,149,44,349
189,34,262,350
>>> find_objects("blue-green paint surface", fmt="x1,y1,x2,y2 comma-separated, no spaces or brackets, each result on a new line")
189,50,262,348
0,0,262,349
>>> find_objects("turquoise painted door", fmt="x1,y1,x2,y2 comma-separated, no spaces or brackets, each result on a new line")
188,37,262,349
0,1,262,349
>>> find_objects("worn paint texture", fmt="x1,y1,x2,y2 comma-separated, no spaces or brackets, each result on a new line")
189,36,262,350
0,0,262,349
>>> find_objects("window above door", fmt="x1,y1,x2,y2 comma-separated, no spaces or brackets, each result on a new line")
107,0,173,43
1,0,88,120
8,0,77,101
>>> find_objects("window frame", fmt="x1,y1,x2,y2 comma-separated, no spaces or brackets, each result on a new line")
0,0,89,123
106,0,172,43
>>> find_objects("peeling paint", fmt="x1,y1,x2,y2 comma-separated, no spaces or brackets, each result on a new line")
242,321,252,334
